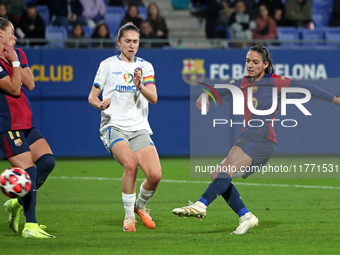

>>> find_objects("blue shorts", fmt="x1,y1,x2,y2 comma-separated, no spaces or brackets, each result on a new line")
0,127,44,159
235,132,276,178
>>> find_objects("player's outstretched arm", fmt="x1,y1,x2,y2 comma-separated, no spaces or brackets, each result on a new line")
88,85,111,110
332,96,340,105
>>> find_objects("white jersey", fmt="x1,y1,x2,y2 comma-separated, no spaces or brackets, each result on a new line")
93,55,155,134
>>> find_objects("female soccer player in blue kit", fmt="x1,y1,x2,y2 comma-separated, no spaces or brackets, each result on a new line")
0,17,55,238
172,45,340,234
88,23,161,232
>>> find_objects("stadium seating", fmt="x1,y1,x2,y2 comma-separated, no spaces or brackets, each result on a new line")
277,27,300,47
300,29,325,47
324,28,340,48
313,10,331,27
138,6,147,20
82,26,94,38
36,5,50,26
312,0,333,11
45,26,68,48
104,6,125,35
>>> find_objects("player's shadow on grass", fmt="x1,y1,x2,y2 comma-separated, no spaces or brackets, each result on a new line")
256,220,281,229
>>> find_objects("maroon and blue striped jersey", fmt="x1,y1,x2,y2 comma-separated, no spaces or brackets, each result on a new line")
0,48,34,132
219,73,334,143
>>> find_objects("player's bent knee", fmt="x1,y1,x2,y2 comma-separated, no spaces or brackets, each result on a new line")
147,172,162,185
36,154,55,172
123,161,138,176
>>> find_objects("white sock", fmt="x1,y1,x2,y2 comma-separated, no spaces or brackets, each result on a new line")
135,184,155,210
122,193,136,219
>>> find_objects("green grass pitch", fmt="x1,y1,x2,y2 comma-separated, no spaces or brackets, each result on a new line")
0,156,340,255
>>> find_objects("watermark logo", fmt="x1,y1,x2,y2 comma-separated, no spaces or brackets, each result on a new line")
198,82,312,128
182,59,205,85
197,82,222,115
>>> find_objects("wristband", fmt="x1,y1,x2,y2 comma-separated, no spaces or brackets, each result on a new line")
12,61,20,67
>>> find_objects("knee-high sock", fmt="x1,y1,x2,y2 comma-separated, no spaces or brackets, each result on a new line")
122,193,135,219
221,183,249,217
18,166,37,223
135,183,155,210
198,172,232,207
36,154,55,189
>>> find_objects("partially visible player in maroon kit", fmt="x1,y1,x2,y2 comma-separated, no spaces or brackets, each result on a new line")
218,67,336,146
172,44,340,235
0,17,56,238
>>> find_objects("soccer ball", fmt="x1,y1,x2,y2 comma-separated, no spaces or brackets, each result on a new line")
0,167,31,198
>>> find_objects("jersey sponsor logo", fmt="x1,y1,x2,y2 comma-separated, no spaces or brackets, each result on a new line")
123,73,133,83
115,85,137,92
14,138,22,147
182,59,205,85
112,71,122,75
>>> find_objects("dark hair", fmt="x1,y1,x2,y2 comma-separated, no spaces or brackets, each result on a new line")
0,17,11,31
71,23,84,36
147,2,162,21
124,4,139,20
116,23,139,41
92,23,111,39
248,44,274,74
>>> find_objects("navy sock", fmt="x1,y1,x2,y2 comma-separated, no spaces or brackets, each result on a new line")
221,183,249,217
198,172,232,206
18,166,37,223
36,154,55,189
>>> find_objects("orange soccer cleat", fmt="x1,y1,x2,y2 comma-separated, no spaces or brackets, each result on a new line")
123,217,136,232
134,207,155,229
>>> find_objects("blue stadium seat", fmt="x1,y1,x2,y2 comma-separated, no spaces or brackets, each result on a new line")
106,6,125,15
82,26,94,38
36,5,50,26
45,26,67,48
138,7,147,20
324,28,340,48
300,29,325,47
312,0,332,11
313,11,331,27
277,27,300,47
104,6,125,35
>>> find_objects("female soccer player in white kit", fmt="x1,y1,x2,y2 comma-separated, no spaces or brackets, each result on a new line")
88,23,161,232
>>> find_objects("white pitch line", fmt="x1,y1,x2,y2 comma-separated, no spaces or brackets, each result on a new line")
49,176,340,190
